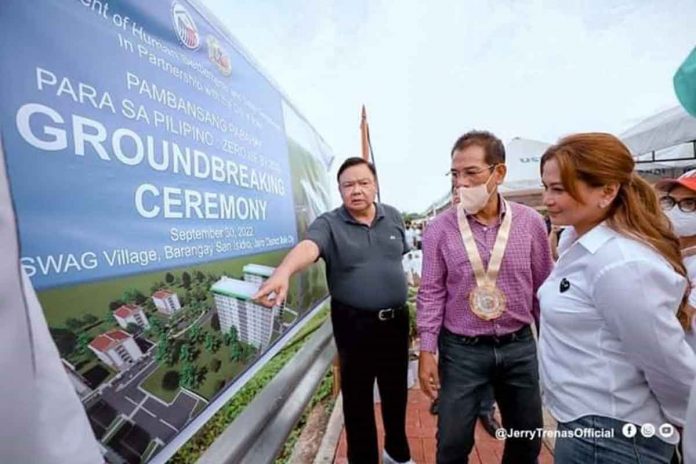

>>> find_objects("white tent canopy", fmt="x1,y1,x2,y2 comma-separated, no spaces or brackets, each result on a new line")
621,106,696,172
498,137,550,195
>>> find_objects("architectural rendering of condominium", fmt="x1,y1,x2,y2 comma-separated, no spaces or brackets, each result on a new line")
113,304,150,330
88,329,144,371
211,274,281,349
242,264,275,285
152,289,181,315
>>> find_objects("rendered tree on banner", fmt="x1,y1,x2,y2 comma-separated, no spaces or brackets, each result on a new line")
230,342,242,362
189,325,202,344
180,343,192,363
156,334,170,363
204,333,215,352
180,362,197,389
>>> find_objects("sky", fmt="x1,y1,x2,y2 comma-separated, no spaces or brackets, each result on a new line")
200,0,696,213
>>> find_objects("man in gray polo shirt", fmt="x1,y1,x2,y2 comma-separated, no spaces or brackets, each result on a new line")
255,157,413,464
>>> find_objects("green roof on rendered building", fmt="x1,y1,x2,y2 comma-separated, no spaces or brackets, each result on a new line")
211,277,260,301
242,264,275,277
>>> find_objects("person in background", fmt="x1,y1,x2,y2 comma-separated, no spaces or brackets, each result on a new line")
418,130,553,463
255,157,413,464
405,222,417,250
656,170,696,353
538,132,696,463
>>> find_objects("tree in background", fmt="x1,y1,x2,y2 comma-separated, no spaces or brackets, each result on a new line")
180,362,197,389
180,343,192,363
182,271,192,289
82,313,98,325
195,270,205,283
50,327,77,358
150,318,164,337
204,332,215,352
76,332,92,355
108,300,126,312
189,325,202,344
122,288,146,305
156,334,170,363
165,272,175,284
150,281,166,293
65,317,85,331
230,342,242,363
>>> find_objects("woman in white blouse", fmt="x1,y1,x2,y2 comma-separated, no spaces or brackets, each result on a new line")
538,132,696,463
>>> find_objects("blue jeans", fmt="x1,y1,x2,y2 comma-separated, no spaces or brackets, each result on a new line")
437,327,542,464
554,415,675,464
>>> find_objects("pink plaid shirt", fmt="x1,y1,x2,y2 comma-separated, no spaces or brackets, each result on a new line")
416,200,553,353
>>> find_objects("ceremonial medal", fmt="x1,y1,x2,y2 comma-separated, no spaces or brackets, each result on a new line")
457,200,512,320
469,285,507,320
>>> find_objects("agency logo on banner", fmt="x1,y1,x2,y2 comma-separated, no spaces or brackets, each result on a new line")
207,35,232,76
171,1,200,50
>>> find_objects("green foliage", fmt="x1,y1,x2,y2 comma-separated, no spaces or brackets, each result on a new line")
76,332,92,355
180,343,193,363
156,334,170,363
150,281,166,293
108,300,126,312
82,313,98,325
65,317,85,331
189,325,202,344
170,305,330,463
50,327,77,357
274,369,335,464
229,326,238,344
150,318,164,337
230,342,242,363
123,288,146,305
165,272,175,284
182,271,192,289
180,362,197,389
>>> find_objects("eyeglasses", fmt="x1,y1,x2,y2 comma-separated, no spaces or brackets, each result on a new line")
660,195,696,213
446,165,495,181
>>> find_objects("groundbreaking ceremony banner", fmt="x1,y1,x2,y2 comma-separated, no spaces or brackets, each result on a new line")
0,1,333,462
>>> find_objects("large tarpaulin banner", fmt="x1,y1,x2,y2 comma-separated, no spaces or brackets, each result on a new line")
0,1,333,461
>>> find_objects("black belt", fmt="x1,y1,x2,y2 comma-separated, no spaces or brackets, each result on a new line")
332,300,407,321
444,325,531,345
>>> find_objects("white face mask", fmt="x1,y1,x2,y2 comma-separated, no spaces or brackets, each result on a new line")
665,207,696,237
457,173,495,214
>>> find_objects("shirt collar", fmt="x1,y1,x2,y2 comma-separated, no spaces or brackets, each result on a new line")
566,222,616,255
339,202,384,225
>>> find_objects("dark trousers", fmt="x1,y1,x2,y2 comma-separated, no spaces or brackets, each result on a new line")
331,301,411,464
479,386,495,416
437,326,542,464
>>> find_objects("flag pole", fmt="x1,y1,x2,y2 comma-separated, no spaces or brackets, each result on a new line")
360,105,381,202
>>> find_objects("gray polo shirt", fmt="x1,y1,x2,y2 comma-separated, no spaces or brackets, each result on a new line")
305,203,409,310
